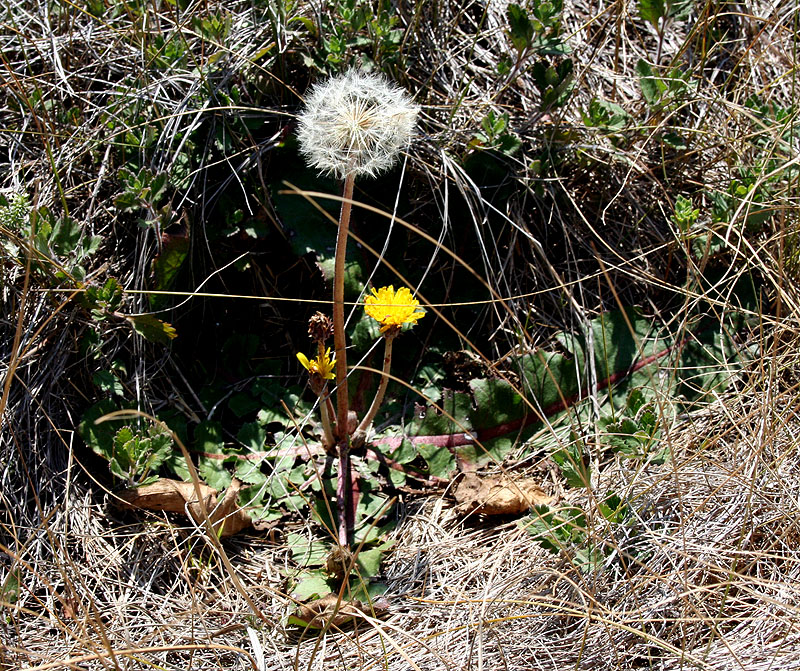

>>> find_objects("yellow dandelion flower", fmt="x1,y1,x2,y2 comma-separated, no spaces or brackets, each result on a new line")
364,285,425,333
297,348,336,380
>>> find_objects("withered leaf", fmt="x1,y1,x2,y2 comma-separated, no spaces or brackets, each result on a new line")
454,473,551,515
291,593,389,629
117,478,252,536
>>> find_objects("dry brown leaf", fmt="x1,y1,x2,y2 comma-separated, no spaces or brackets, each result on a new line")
454,473,551,515
117,478,253,537
292,593,389,629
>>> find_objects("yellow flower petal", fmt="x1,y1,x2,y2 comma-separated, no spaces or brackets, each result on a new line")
364,285,425,333
297,349,336,380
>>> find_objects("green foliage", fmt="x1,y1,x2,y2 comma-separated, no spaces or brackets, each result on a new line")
523,491,645,573
192,12,232,43
551,438,591,488
272,166,365,293
145,33,188,70
194,420,233,491
599,388,670,464
582,99,631,146
470,110,522,156
79,401,187,485
531,58,573,110
126,314,178,345
299,0,404,73
114,166,171,233
1,569,21,608
699,94,796,236
82,278,123,320
523,504,603,572
286,532,392,609
81,277,177,344
150,233,190,310
506,3,534,54
78,400,173,486
636,59,696,111
505,0,568,57
1,195,101,282
672,195,700,234
92,364,126,397
638,0,693,30
109,425,174,486
0,192,31,233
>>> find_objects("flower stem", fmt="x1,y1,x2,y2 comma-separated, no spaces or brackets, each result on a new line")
353,332,396,448
333,172,354,439
316,342,336,451
333,172,355,545
336,447,352,547
318,390,335,451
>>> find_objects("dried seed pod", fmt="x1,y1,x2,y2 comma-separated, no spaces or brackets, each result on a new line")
308,311,334,344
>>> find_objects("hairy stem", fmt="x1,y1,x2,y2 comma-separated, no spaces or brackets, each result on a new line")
316,342,335,451
336,446,352,547
333,172,355,545
318,390,335,451
353,332,395,447
333,172,354,437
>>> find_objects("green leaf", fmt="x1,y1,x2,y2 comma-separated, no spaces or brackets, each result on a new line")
287,533,330,567
523,504,587,553
598,492,631,524
150,233,189,309
49,217,82,256
1,569,21,607
636,59,661,106
662,131,688,149
638,0,666,29
127,314,177,344
272,166,365,294
78,399,126,460
584,99,630,132
508,1,535,52
672,195,699,233
551,439,590,488
195,421,232,490
355,541,394,578
165,453,191,481
407,390,473,437
235,458,267,486
289,569,337,601
92,370,124,396
113,190,140,213
417,443,456,479
237,422,266,452
228,392,261,418
111,424,172,484
573,545,604,573
354,489,392,539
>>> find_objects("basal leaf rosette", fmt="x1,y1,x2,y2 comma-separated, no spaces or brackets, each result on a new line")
364,285,425,334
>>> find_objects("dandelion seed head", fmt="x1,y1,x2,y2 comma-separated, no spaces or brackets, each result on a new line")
297,70,419,179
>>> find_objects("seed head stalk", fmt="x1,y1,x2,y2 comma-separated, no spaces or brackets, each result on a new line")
333,171,355,546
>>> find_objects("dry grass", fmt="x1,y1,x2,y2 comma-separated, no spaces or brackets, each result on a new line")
2,0,799,668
